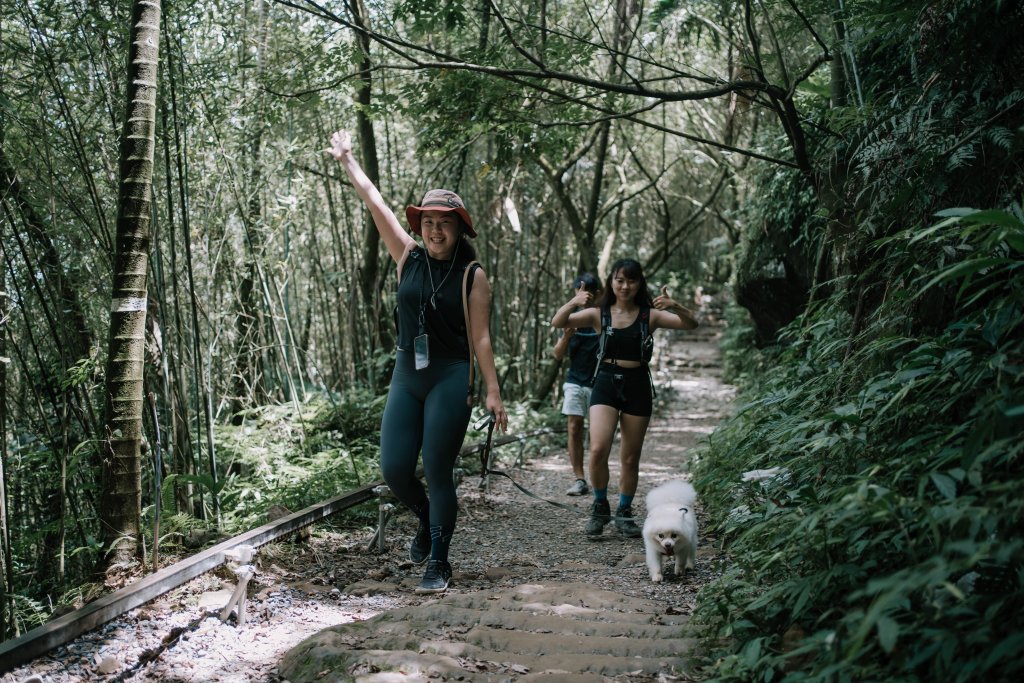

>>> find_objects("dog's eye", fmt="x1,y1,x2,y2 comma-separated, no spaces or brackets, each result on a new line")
670,533,678,539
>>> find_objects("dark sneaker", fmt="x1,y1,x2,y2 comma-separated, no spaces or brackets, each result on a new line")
585,499,611,537
566,478,589,496
415,560,452,593
615,507,642,538
409,522,431,564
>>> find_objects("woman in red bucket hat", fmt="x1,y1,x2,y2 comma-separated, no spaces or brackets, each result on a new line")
328,129,508,593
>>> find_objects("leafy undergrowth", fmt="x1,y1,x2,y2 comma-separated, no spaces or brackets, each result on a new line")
693,208,1024,682
155,391,560,547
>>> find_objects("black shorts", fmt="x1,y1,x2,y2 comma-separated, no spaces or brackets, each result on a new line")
589,364,652,417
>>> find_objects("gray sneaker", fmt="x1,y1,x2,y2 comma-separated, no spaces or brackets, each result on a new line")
615,506,642,538
415,560,452,593
566,478,589,496
585,499,611,537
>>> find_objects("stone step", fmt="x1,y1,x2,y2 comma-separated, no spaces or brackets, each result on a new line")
279,583,697,682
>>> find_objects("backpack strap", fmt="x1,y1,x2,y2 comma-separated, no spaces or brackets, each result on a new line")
462,261,481,406
396,241,419,284
640,304,653,362
591,306,612,385
640,304,657,399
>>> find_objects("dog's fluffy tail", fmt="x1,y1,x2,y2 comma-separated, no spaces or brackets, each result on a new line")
645,479,697,509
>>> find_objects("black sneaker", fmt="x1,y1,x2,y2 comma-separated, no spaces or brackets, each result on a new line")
585,499,611,537
615,506,642,538
415,560,452,593
409,522,431,564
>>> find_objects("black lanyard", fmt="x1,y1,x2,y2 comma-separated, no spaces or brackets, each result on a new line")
425,240,460,309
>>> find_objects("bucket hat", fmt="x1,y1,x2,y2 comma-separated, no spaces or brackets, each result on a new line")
405,189,476,238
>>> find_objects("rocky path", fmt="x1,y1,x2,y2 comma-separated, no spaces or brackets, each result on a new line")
3,332,733,683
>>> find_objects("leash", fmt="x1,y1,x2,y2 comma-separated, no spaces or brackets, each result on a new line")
473,413,639,522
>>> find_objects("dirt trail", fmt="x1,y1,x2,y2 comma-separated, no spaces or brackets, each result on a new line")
279,332,734,682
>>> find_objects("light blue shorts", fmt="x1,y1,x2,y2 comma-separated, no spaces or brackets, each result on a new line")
561,382,592,417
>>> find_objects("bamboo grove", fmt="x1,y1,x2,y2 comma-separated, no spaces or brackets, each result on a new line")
1,0,745,632
2,1,1023,679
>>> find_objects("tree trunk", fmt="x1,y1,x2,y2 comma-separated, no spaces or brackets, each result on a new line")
540,0,634,278
231,0,270,418
0,283,13,637
99,0,162,567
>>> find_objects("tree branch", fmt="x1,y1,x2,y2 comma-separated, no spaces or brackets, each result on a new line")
282,0,774,102
277,0,805,170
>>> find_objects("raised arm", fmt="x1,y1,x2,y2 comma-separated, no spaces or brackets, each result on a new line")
651,286,698,331
467,268,508,433
327,130,414,265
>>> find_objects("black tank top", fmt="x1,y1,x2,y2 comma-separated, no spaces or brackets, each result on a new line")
603,313,645,362
395,247,475,359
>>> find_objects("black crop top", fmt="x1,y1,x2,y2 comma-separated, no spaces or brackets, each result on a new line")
395,247,476,359
602,312,646,362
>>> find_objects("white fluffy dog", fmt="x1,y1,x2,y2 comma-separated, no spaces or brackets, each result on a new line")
642,480,698,583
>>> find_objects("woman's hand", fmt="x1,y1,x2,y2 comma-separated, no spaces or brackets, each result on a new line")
652,285,680,312
326,129,353,161
553,284,595,327
485,392,509,434
653,285,698,329
570,284,593,309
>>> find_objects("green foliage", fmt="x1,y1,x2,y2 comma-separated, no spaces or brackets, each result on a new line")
838,3,1022,235
307,387,388,441
698,3,1024,677
393,0,471,34
694,208,1024,681
399,62,592,172
488,399,562,434
57,581,104,612
160,471,236,521
67,534,104,563
204,393,558,534
650,0,682,28
151,512,209,550
719,302,769,385
733,145,826,343
390,1,608,174
209,393,385,532
8,593,49,635
58,356,101,391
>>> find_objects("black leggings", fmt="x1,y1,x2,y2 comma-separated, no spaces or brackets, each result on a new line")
590,364,653,417
380,351,471,549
